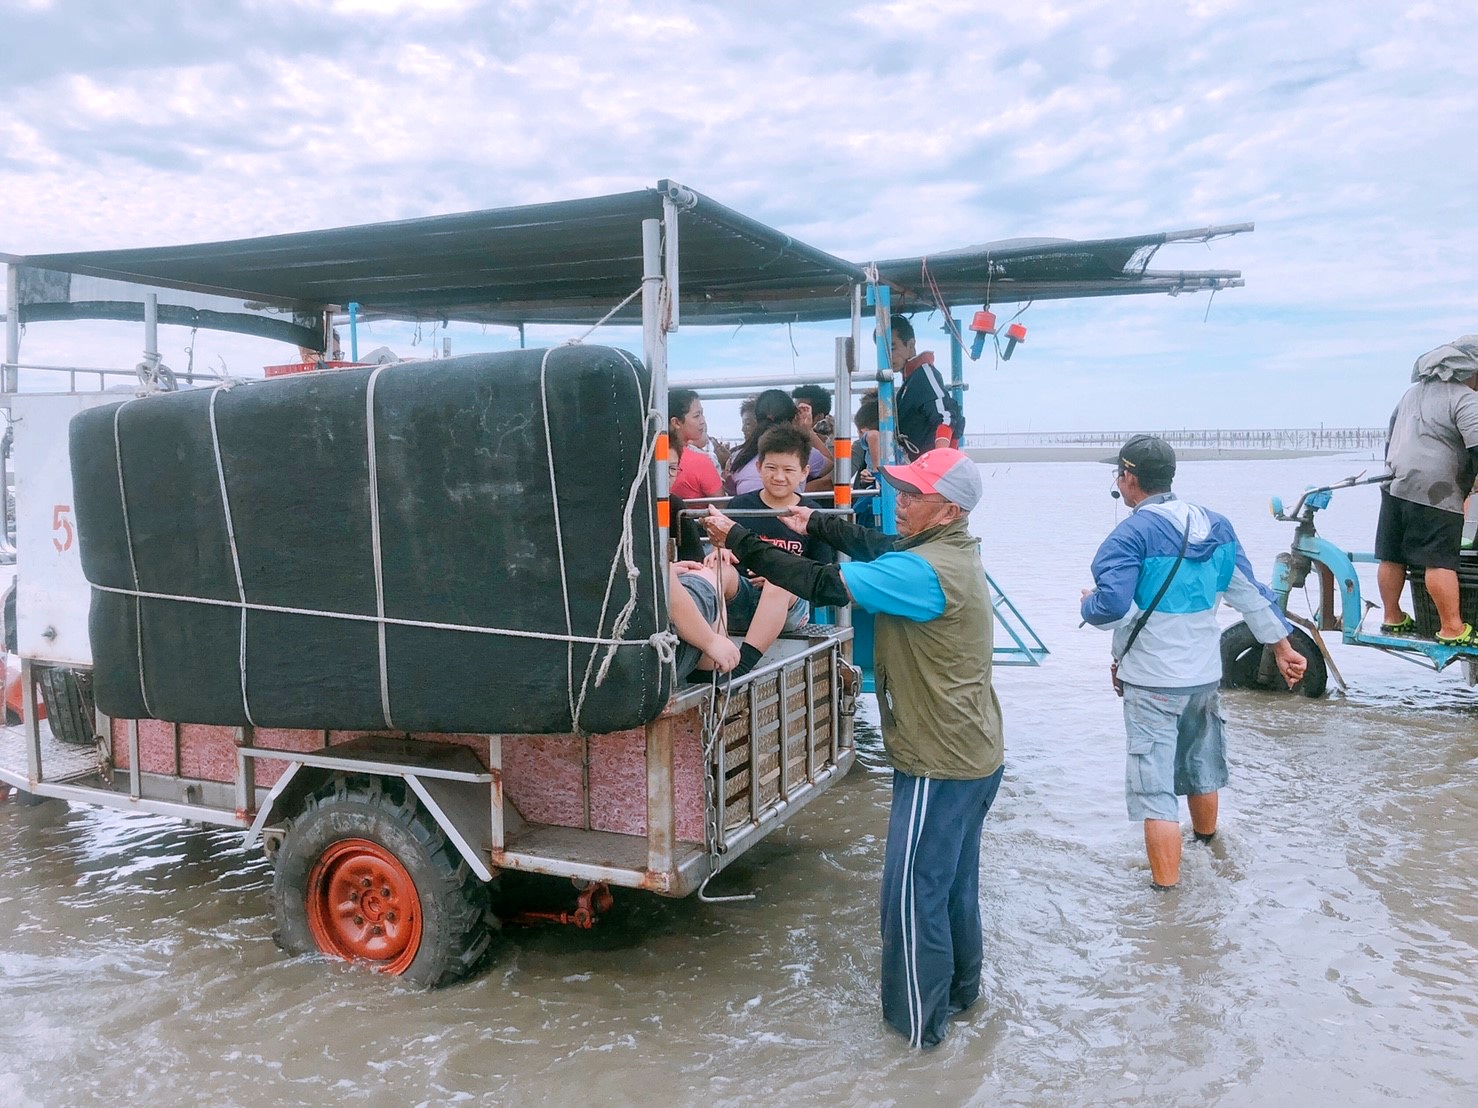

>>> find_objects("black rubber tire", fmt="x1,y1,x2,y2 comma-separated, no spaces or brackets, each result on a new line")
1220,621,1327,698
272,774,493,987
3,580,16,655
35,667,97,746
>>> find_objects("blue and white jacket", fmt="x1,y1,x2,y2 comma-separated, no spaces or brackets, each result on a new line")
1080,493,1291,688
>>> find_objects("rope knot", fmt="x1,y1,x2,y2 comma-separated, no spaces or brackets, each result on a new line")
647,629,679,666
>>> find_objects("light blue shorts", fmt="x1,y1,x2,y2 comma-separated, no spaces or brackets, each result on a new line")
1121,682,1228,822
726,576,809,634
673,574,720,683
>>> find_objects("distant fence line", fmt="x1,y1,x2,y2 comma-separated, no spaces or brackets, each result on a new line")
960,428,1385,452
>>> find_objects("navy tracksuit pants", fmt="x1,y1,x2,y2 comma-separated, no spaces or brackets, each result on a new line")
880,766,1004,1048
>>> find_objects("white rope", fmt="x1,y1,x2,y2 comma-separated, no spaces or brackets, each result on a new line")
86,579,674,649
542,308,677,731
563,286,643,347
110,290,676,732
112,399,155,719
540,344,668,732
364,365,395,730
575,355,662,693
206,387,257,728
537,346,582,729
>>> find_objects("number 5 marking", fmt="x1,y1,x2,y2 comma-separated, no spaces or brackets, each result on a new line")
52,504,74,553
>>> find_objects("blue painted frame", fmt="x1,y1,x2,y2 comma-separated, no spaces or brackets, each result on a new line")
1269,487,1477,672
850,282,1049,691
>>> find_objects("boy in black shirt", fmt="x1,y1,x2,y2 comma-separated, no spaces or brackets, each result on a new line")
718,426,834,675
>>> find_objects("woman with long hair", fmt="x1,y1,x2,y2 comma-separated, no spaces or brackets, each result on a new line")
668,388,722,500
725,389,832,495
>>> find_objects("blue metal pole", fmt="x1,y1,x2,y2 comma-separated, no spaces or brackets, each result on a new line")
347,302,359,362
949,315,965,416
868,283,898,534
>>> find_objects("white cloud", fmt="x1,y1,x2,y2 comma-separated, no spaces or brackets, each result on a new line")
1,0,1476,433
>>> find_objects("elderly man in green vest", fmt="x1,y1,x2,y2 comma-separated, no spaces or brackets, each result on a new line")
700,447,1004,1050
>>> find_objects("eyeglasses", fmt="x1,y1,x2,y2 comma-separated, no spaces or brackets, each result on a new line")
895,489,948,506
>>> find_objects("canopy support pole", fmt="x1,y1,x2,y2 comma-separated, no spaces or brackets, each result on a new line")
832,329,853,630
142,294,159,379
4,264,18,394
868,280,898,534
642,217,670,577
949,313,965,416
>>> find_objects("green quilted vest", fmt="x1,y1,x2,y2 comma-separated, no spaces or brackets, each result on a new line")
873,518,1004,779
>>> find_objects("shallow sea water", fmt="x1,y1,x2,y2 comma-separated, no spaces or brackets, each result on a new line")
0,455,1473,1106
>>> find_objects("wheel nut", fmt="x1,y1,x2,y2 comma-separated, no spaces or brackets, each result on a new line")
353,916,364,927
362,877,372,888
349,891,359,903
372,925,384,936
382,886,392,898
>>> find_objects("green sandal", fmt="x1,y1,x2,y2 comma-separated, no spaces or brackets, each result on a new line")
1380,614,1416,635
1435,623,1476,646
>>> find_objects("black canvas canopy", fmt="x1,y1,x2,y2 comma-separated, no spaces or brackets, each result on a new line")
6,182,865,331
876,225,1251,310
4,181,1249,337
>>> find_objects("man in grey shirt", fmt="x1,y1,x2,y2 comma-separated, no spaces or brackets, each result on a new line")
1376,336,1478,644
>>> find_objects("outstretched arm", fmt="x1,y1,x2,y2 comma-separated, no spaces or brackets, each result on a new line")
723,525,853,609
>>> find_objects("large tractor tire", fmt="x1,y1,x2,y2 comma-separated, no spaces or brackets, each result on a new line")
1219,621,1327,698
36,666,95,745
272,774,493,987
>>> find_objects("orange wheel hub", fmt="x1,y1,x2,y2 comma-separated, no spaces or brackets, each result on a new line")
305,838,423,974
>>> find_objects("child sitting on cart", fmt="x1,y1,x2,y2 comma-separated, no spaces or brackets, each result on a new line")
668,426,833,682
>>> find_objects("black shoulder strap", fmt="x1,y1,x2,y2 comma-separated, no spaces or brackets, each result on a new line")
1117,511,1193,662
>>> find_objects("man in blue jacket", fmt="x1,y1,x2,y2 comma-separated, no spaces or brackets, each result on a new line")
1081,435,1306,888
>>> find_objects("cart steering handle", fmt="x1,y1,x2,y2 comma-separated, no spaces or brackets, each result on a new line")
1272,471,1392,522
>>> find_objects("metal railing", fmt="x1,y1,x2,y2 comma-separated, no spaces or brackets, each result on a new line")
962,427,1386,452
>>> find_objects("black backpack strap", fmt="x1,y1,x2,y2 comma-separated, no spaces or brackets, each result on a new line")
1116,512,1193,663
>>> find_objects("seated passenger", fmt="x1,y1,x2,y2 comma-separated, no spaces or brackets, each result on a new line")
852,394,882,529
668,389,723,500
668,562,740,681
719,425,835,674
725,389,831,495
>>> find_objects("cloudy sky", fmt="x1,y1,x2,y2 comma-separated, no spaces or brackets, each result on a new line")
2,0,1474,437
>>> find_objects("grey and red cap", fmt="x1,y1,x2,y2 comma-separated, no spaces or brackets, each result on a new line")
1117,434,1176,484
881,447,982,512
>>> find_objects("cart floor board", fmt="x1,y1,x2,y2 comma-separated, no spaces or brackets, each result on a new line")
0,719,102,784
499,822,704,873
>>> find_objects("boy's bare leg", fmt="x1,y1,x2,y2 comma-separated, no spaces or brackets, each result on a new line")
744,583,795,656
668,566,739,671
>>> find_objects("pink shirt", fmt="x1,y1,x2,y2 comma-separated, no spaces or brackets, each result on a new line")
670,448,722,500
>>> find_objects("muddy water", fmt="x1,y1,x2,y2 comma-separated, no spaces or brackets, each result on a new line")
1,457,1473,1105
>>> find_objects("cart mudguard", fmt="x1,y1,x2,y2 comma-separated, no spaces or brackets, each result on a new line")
245,750,496,883
1277,535,1364,635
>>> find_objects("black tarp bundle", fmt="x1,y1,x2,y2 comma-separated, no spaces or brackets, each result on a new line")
70,345,672,735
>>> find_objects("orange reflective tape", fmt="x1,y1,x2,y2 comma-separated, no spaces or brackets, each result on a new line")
655,435,669,461
834,484,852,506
835,437,852,459
657,499,671,528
